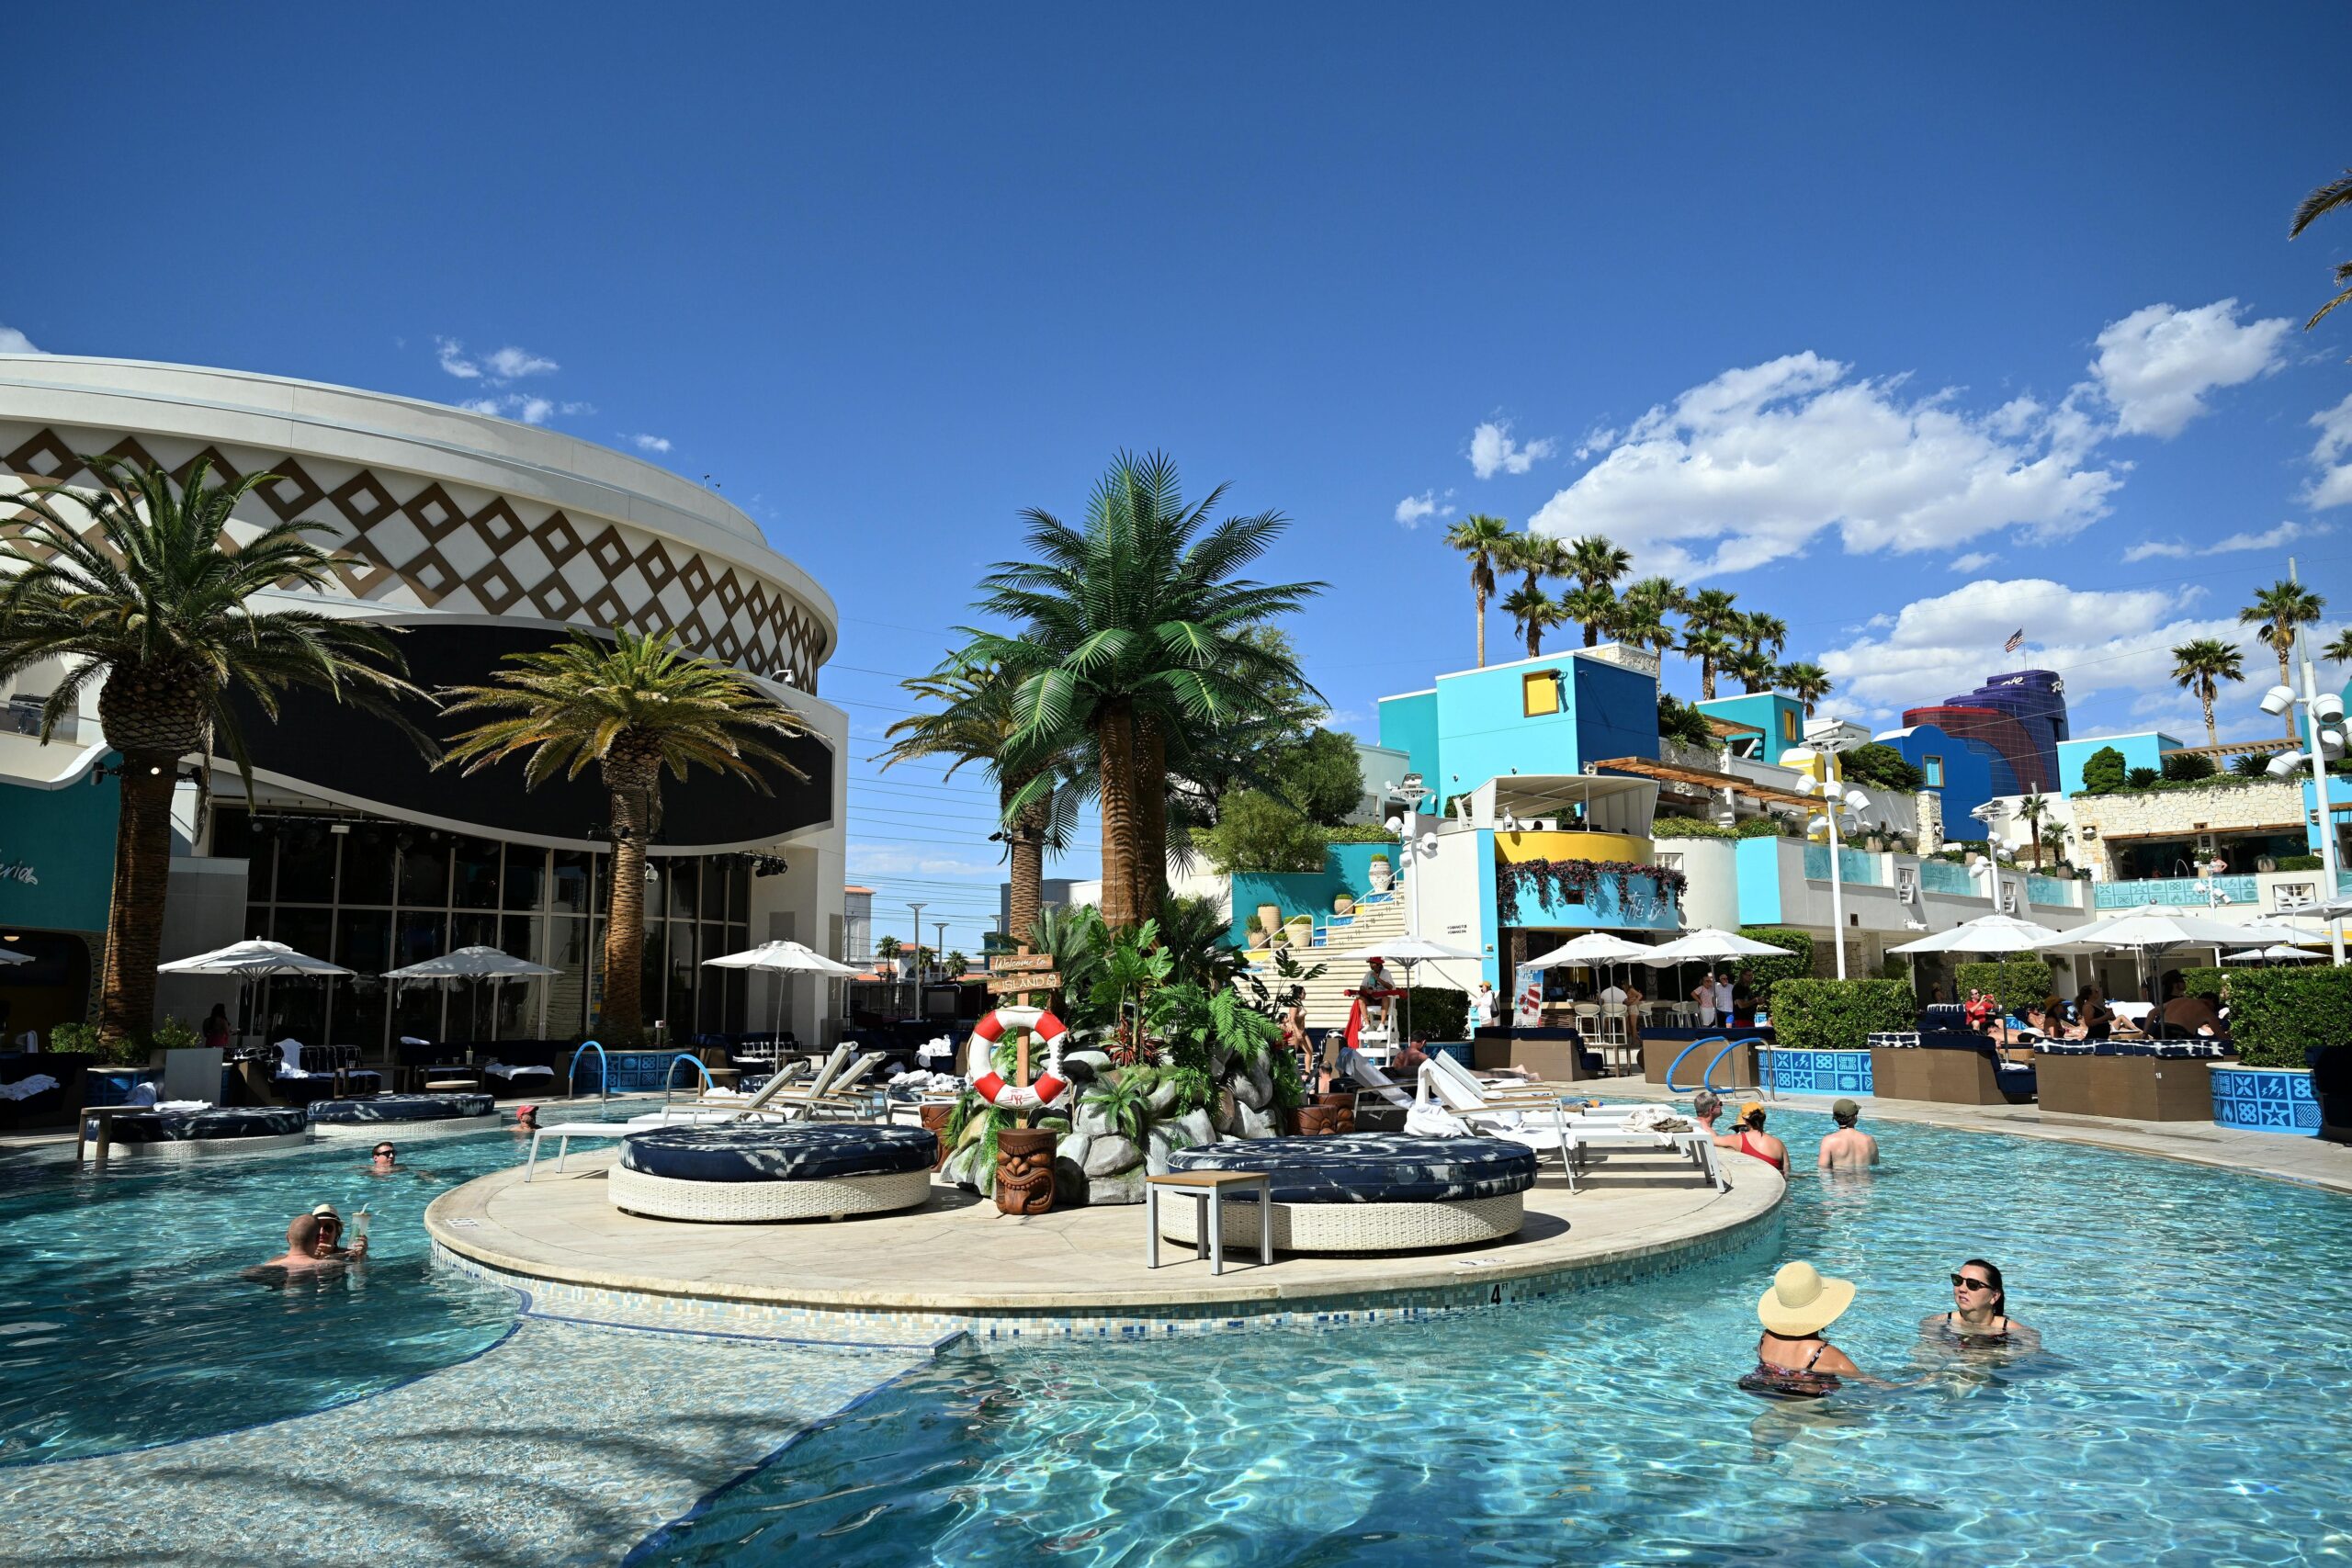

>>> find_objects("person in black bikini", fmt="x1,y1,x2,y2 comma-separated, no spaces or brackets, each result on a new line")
1741,1260,1862,1400
1919,1258,2041,1353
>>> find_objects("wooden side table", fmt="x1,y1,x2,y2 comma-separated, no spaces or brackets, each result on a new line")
1145,1170,1273,1274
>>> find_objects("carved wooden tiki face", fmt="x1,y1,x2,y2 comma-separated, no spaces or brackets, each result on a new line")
995,1138,1056,1215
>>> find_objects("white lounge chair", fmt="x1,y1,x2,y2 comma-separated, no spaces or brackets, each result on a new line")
1419,1055,1724,1192
527,1048,852,1180
1411,1059,1576,1173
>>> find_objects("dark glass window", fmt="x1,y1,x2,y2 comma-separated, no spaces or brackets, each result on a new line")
393,976,443,1044
545,918,592,1040
723,964,748,1034
399,837,450,908
275,823,337,904
266,908,334,1038
244,903,273,942
210,807,255,863
503,847,546,913
666,921,698,1034
639,923,667,1028
726,863,750,922
394,912,446,970
665,857,699,923
452,837,502,910
550,851,593,916
340,824,398,906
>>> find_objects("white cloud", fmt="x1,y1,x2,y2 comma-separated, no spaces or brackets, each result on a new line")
846,844,1003,878
515,397,555,425
2304,393,2352,510
1394,489,1456,527
1949,551,1998,573
457,396,502,415
2088,299,2290,438
458,392,589,426
1818,576,2259,723
1468,420,1555,479
481,345,558,380
630,433,673,454
2121,520,2328,564
1529,351,2120,578
435,336,482,379
0,322,42,355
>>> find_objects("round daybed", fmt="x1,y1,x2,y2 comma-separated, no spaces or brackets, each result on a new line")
307,1092,498,1134
1159,1134,1537,1253
78,1106,310,1161
611,1123,939,1223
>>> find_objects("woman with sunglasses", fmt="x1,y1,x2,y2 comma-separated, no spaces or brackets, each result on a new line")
1925,1258,2040,1352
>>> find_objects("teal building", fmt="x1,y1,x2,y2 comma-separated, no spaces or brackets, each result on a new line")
1375,650,1661,811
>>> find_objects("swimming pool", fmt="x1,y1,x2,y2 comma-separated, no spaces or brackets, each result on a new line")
633,1114,2352,1567
0,1122,591,1464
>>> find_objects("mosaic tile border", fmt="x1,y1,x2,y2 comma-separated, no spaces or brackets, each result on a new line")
433,1198,1785,1343
1759,1048,1874,1098
2209,1066,2321,1137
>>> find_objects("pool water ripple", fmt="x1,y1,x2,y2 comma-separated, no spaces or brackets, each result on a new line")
637,1114,2352,1567
0,1123,613,1465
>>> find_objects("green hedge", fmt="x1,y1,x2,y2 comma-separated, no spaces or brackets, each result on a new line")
1403,986,1471,1042
2177,966,2227,1000
1769,978,1917,1052
1954,954,2061,1013
1650,815,1792,840
2206,968,2352,1069
1736,928,1815,991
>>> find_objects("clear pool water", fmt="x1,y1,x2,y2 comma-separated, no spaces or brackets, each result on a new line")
0,1123,589,1464
639,1115,2352,1567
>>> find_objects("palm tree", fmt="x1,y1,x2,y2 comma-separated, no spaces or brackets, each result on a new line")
1727,645,1778,695
874,934,902,966
1606,592,1679,666
2017,792,2052,870
2328,627,2352,666
2290,167,2352,337
437,628,811,1036
1564,536,1632,647
1561,581,1620,648
1779,661,1834,716
1443,513,1513,668
944,950,970,978
2170,637,2245,748
970,452,1321,931
2240,581,2326,736
1741,611,1790,660
0,456,424,1047
1680,626,1736,700
1500,581,1566,657
878,660,1074,949
1498,532,1571,603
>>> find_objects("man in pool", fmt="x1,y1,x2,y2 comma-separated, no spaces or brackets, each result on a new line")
1690,1089,1733,1145
246,1209,367,1281
368,1142,398,1174
1816,1099,1880,1169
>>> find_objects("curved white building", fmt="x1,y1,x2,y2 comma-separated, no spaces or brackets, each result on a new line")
0,356,847,1050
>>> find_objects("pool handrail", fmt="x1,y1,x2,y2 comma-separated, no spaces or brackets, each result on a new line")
662,1052,715,1108
1665,1035,1726,1092
1704,1036,1769,1099
566,1040,609,1103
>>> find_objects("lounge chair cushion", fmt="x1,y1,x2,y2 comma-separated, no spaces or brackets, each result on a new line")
1166,1134,1537,1204
619,1122,939,1183
308,1091,492,1123
85,1106,308,1143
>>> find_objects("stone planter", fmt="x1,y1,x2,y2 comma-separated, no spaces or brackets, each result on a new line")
918,1101,956,1169
993,1127,1059,1213
1644,1035,1758,1089
1295,1091,1356,1136
1255,903,1280,944
1476,1032,1593,1083
1870,1048,1928,1102
1367,859,1393,894
2037,1053,2216,1122
2209,1066,2321,1137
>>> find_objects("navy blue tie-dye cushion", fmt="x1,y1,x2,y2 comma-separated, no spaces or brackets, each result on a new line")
620,1122,940,1182
1166,1134,1537,1204
308,1091,493,1124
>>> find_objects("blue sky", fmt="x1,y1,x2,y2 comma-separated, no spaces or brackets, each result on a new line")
9,4,2352,953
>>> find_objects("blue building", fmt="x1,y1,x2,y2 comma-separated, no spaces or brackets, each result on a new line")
1695,692,1807,764
2055,731,2183,795
1874,720,2000,835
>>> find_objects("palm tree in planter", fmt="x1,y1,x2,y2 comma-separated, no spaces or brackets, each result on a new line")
2169,636,2245,748
2240,581,2325,738
437,628,811,1037
1442,513,1512,668
0,456,424,1048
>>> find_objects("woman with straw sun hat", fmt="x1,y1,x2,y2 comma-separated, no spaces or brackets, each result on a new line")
1740,1261,1862,1399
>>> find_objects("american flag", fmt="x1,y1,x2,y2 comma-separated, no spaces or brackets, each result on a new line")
2003,628,2025,653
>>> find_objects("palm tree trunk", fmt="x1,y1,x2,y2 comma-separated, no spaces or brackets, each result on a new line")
95,755,179,1047
1525,626,1542,658
1132,714,1168,931
600,755,660,1037
1095,701,1140,930
1004,786,1047,948
1701,660,1716,702
2201,682,2220,750
1474,588,1487,669
2277,638,2297,739
1584,621,1600,648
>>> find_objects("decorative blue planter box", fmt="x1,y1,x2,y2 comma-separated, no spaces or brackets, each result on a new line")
84,1067,161,1107
571,1049,685,1095
2209,1067,2320,1136
1759,1048,1874,1098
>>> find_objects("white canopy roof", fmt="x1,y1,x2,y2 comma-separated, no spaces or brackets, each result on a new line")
702,939,861,976
1522,932,1656,969
156,939,352,977
382,945,559,982
1885,913,2067,955
1335,935,1484,964
2033,906,2260,952
2224,945,2325,963
1638,928,1791,964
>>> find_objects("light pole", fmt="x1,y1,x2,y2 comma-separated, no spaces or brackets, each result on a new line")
933,920,948,976
906,901,928,1007
1795,721,1871,980
2262,557,2347,965
1379,773,1438,940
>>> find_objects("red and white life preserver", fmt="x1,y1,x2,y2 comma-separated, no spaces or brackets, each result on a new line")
966,1006,1073,1109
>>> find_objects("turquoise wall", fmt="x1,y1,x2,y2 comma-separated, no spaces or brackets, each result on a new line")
2303,773,2352,859
2057,731,2180,795
1698,693,1804,763
1734,834,1784,925
1374,691,1441,809
1432,660,1585,803
0,773,119,933
1227,840,1398,944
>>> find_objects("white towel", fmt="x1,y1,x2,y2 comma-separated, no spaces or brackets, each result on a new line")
0,1075,59,1100
275,1039,305,1075
482,1061,552,1077
155,1099,210,1113
1405,1103,1471,1137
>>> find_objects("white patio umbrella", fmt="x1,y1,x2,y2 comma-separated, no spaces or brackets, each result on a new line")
1637,928,1792,964
2033,905,2259,1000
1885,914,2068,954
2223,945,2324,964
704,939,862,1049
1522,932,1655,967
382,945,559,1043
1335,934,1484,1041
157,939,353,1049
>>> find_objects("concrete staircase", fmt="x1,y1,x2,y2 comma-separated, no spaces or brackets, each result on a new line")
1242,891,1408,1031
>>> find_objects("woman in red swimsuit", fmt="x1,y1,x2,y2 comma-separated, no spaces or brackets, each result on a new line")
1729,1103,1788,1172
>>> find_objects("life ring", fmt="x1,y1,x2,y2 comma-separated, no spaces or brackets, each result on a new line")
966,1006,1073,1109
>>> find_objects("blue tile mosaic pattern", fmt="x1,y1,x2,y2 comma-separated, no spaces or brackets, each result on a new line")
2209,1067,2321,1137
1759,1048,1874,1097
573,1049,692,1094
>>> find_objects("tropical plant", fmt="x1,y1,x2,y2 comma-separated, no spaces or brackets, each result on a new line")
1778,661,1833,716
2017,792,2051,869
2078,744,2128,795
2290,166,2352,342
0,456,425,1046
1561,581,1621,648
1443,513,1513,668
1498,531,1572,601
1154,894,1246,992
1607,590,1679,663
2240,581,2325,737
1077,1071,1155,1146
874,933,902,961
437,627,809,1036
2161,750,2217,783
878,658,1076,949
1198,788,1329,874
2169,636,2245,749
1838,742,1924,792
1499,581,1566,657
1564,535,1633,646
2232,751,2276,778
1027,903,1107,1017
971,452,1322,930
1741,610,1789,659
2327,627,2352,665
944,950,970,978
1726,645,1778,695
1657,694,1716,750
1679,626,1736,701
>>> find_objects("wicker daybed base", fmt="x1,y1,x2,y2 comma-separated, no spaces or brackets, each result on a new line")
1156,1190,1525,1253
608,1164,933,1224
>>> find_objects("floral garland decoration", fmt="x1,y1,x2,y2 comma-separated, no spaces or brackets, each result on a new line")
1495,858,1689,922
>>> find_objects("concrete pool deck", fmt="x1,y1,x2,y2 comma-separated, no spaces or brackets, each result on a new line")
426,1143,1785,1339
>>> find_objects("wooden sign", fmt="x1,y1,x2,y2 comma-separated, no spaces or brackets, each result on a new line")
986,971,1062,994
989,953,1057,973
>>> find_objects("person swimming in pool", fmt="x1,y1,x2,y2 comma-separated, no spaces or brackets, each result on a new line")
1921,1258,2041,1353
1740,1260,1862,1400
244,1208,368,1283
